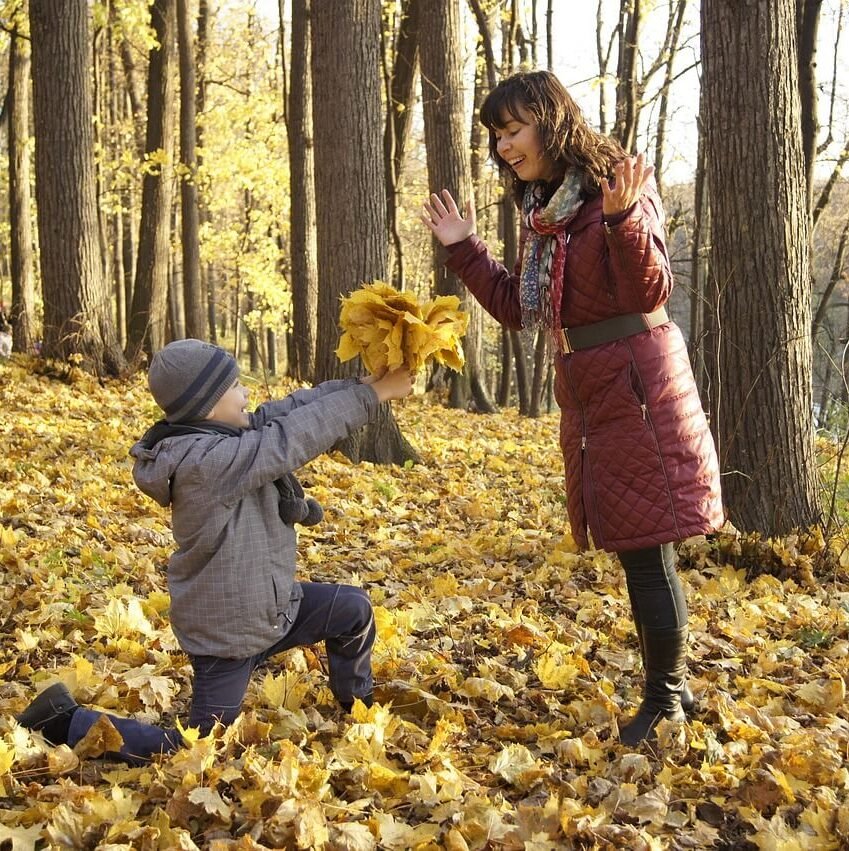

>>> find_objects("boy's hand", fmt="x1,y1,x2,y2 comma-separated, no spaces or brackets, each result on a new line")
359,369,385,386
372,368,414,402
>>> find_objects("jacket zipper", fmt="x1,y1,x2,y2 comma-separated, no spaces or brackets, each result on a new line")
564,356,599,545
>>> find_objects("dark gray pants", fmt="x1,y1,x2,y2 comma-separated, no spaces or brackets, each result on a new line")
67,582,374,764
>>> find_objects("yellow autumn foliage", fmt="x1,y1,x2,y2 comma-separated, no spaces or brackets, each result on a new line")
336,281,469,373
2,355,849,848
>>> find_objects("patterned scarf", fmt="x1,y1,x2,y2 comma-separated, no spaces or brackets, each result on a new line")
519,170,584,350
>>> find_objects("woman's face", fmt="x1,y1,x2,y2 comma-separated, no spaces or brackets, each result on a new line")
494,105,558,183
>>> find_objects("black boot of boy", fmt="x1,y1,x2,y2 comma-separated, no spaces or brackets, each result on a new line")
16,683,80,745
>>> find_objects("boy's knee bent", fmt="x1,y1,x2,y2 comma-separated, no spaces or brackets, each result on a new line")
335,586,373,635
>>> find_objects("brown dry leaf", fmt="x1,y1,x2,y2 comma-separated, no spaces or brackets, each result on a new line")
73,714,124,759
188,787,233,823
47,744,80,776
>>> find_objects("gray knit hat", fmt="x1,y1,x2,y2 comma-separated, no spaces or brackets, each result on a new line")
148,340,239,423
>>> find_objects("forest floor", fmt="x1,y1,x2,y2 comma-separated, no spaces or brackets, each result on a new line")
1,355,849,850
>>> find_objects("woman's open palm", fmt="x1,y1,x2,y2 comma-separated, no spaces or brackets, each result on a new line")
421,190,476,246
601,153,655,216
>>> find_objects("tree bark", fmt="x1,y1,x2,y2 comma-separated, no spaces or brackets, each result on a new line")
177,0,204,339
811,218,849,336
196,0,217,343
311,0,418,464
8,24,36,354
691,89,713,408
613,0,641,152
127,0,177,359
419,0,495,413
702,0,821,534
285,0,318,380
30,0,126,375
796,0,823,209
653,0,688,196
107,3,127,347
383,0,419,289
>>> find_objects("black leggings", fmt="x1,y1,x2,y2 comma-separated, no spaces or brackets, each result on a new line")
618,543,688,631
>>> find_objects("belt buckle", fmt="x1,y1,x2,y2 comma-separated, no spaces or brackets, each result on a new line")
559,328,573,354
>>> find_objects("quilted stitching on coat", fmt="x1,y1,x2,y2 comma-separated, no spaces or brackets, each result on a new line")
445,177,723,552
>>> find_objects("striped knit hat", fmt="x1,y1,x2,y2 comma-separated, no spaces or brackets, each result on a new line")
148,340,239,424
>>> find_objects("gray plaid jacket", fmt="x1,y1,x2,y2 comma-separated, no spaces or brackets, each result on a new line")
130,379,379,658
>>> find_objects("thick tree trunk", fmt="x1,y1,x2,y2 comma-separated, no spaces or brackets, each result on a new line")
30,0,126,375
128,0,177,359
311,0,418,464
702,0,821,534
419,0,495,413
177,0,204,339
285,0,318,380
8,25,36,354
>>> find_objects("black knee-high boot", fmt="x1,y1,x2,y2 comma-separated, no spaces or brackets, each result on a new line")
619,625,688,746
632,608,695,713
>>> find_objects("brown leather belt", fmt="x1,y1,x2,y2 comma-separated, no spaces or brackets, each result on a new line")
559,307,669,354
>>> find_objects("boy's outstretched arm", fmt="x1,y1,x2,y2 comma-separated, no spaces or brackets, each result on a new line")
200,368,413,500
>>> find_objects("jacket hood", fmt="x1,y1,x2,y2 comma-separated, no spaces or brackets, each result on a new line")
130,433,201,507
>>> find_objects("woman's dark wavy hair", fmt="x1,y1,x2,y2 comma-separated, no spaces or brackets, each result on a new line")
480,70,628,205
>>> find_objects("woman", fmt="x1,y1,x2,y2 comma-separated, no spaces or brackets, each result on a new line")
422,70,723,746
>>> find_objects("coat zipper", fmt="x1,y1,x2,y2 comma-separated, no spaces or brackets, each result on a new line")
564,356,599,545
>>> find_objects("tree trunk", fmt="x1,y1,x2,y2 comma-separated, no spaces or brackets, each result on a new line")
177,0,204,339
419,0,495,413
497,328,512,407
691,89,712,408
107,4,126,347
528,331,547,417
811,218,849,336
614,0,641,151
796,0,822,210
653,0,687,195
702,0,821,534
311,0,418,464
128,0,177,359
92,11,113,305
383,0,419,289
285,0,318,380
30,0,126,375
196,0,217,343
8,24,36,354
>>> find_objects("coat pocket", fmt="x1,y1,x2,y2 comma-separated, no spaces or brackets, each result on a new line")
626,361,650,424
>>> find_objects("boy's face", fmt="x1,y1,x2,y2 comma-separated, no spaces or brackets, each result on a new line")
207,379,250,428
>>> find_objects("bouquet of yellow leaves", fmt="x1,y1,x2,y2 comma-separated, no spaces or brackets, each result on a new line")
336,282,469,374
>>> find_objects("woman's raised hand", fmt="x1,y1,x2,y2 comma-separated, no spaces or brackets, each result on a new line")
601,153,655,217
421,190,476,247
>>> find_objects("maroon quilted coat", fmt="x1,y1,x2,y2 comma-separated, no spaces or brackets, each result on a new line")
445,179,723,552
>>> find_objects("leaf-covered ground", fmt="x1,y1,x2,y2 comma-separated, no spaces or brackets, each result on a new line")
2,356,849,850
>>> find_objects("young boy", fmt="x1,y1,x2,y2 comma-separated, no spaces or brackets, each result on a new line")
17,339,413,763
